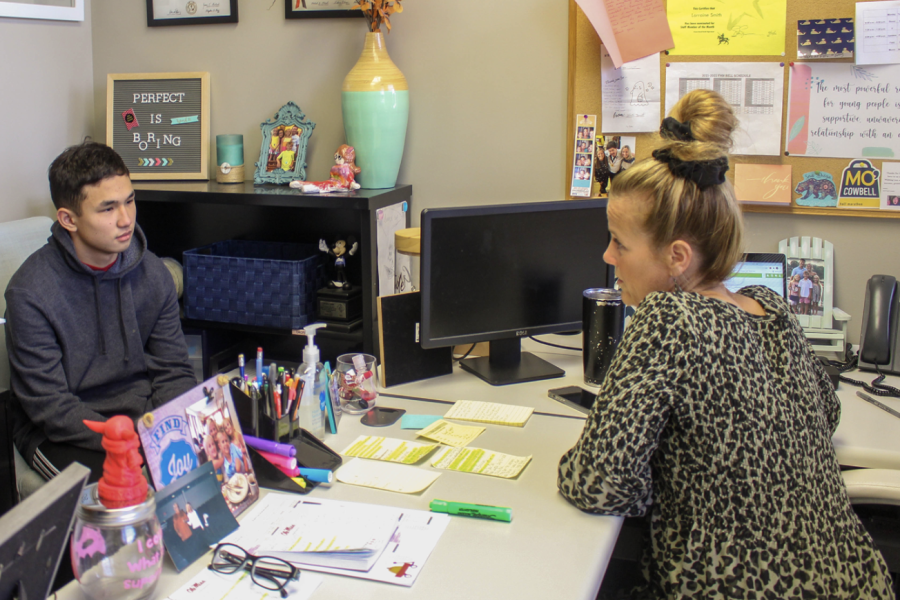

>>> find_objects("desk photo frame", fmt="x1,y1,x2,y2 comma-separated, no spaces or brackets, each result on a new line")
254,102,316,185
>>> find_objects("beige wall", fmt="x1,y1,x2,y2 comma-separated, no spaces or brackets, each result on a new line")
89,0,570,217
0,7,94,222
1,1,896,344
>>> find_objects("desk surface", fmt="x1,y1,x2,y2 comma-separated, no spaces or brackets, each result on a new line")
384,337,592,419
833,370,900,469
58,395,618,600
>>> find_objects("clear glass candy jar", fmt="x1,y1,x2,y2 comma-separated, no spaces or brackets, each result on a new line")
71,484,163,600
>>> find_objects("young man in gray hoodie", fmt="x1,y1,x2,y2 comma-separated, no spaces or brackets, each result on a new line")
4,142,198,482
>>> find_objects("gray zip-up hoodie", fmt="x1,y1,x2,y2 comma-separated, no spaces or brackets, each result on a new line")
5,221,197,464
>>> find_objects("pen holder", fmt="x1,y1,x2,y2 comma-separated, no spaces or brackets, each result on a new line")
231,384,293,442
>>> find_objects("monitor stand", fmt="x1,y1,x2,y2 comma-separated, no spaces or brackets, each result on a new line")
459,338,565,386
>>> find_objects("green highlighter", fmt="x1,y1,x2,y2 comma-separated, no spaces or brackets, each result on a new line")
429,499,512,522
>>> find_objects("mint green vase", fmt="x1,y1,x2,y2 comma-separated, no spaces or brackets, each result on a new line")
342,32,409,189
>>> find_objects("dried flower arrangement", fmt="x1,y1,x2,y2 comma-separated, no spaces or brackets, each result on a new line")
353,0,404,33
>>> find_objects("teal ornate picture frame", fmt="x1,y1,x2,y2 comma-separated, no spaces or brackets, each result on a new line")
254,102,315,185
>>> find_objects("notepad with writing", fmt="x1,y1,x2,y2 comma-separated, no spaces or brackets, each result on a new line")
443,400,534,427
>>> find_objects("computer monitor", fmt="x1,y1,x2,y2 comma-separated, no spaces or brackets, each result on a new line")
723,253,787,299
420,199,611,386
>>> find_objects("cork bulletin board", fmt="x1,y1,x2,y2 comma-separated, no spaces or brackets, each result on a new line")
107,72,210,180
566,0,900,218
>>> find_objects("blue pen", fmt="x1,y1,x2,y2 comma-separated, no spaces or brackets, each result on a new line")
298,468,333,484
256,347,263,383
238,353,246,382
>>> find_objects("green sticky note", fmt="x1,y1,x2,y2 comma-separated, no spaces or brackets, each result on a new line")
401,414,443,430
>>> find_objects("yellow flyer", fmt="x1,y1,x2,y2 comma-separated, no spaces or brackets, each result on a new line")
667,0,786,55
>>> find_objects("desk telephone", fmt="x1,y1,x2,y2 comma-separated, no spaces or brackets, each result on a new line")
859,275,900,375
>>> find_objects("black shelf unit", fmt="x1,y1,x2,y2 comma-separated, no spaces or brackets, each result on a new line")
134,181,411,373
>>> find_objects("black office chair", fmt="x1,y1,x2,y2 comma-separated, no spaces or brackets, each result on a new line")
1,390,18,515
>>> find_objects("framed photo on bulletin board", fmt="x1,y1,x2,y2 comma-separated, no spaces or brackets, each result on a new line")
285,0,363,20
146,0,238,26
106,72,210,181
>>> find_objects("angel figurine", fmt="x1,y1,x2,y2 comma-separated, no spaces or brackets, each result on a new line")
290,144,362,193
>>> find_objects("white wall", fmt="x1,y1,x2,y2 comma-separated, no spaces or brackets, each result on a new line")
0,7,94,222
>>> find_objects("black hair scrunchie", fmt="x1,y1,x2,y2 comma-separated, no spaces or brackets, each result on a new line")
652,149,729,189
660,117,694,142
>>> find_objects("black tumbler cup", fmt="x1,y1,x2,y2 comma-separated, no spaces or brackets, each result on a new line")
583,288,625,386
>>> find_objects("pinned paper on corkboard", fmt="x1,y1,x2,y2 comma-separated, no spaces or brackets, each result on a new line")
735,164,792,204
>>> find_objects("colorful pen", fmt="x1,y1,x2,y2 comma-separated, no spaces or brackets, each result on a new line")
256,347,263,384
429,499,512,522
298,468,333,483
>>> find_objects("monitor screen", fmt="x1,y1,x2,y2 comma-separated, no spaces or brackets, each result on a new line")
420,199,611,385
724,253,787,299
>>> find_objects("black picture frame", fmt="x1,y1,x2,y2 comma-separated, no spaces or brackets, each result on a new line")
285,0,363,20
146,0,238,27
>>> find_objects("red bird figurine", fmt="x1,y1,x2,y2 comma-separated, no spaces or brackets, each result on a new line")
84,416,149,509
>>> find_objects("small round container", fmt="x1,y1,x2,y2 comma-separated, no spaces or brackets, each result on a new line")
71,484,163,600
336,353,379,415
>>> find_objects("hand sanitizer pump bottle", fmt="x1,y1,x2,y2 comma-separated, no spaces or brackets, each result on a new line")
298,323,327,439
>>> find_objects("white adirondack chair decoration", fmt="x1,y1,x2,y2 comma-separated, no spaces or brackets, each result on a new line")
778,236,850,354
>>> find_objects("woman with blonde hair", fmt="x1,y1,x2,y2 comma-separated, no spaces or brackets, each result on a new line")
558,89,892,598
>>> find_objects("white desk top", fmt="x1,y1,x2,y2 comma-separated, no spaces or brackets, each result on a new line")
384,336,593,419
58,396,618,600
832,370,900,469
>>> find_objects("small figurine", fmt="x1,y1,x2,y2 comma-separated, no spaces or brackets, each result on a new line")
83,416,148,509
319,235,359,289
290,144,361,193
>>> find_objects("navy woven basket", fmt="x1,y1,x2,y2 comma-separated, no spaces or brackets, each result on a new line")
183,240,323,329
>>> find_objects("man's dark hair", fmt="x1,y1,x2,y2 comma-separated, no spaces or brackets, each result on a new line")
48,142,129,214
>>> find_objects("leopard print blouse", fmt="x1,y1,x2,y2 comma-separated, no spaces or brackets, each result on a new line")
558,286,893,599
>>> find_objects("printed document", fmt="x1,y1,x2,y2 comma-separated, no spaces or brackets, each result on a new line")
443,400,534,427
340,435,439,464
431,446,533,479
416,419,484,447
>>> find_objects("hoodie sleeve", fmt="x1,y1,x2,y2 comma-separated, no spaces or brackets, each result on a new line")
143,271,197,408
5,288,106,451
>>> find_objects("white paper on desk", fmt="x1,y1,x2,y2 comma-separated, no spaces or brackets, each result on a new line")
601,45,661,133
431,446,533,479
665,62,784,156
168,567,323,600
443,400,534,427
301,506,451,587
856,2,900,65
219,494,403,571
335,457,441,493
340,435,440,464
415,419,485,447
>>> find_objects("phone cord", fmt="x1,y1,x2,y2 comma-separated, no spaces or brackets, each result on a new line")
839,364,900,398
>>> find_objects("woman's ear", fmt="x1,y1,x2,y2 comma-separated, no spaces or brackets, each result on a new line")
666,239,694,277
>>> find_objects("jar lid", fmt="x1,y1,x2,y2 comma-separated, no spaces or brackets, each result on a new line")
583,288,621,302
76,484,157,526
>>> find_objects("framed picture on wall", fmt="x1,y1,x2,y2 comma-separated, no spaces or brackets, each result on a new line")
285,0,364,19
146,0,238,26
